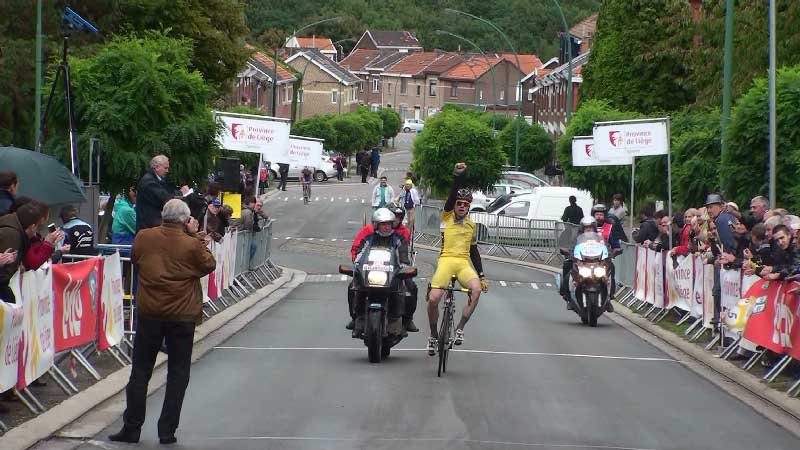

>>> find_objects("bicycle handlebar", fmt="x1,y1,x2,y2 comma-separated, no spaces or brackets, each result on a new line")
429,284,471,294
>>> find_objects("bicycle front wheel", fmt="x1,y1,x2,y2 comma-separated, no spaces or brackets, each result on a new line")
437,299,452,377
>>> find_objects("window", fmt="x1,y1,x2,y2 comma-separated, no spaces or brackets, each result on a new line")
284,86,292,103
503,201,530,218
359,82,364,92
399,105,408,119
331,90,339,104
479,90,483,100
371,104,380,112
388,83,393,95
500,89,505,101
298,89,304,103
450,83,458,98
429,79,438,97
400,78,408,95
527,90,533,101
372,78,380,92
416,85,422,96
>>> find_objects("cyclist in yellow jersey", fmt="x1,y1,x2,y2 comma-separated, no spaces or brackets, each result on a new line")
427,162,488,355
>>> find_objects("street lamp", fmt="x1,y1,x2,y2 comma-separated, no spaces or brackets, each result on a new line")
445,8,523,168
551,0,573,123
271,17,343,116
435,30,499,127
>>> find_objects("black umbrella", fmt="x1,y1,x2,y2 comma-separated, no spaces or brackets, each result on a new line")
0,146,86,206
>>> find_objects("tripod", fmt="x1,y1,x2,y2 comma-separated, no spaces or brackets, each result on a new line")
39,33,79,175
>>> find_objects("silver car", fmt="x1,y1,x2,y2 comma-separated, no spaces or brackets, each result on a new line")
402,119,425,133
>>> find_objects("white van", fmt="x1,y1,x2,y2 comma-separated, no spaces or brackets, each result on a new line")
469,187,593,240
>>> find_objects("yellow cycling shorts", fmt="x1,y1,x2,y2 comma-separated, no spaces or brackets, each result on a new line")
431,257,479,289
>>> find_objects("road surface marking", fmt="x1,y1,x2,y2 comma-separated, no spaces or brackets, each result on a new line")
284,197,288,201
531,283,539,289
361,199,365,204
340,275,348,281
330,197,334,202
346,198,350,203
213,346,677,362
200,436,657,450
284,237,291,240
314,197,319,201
500,281,507,287
331,238,337,242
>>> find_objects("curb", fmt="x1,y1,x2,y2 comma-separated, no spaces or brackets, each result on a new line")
4,268,306,450
415,244,800,435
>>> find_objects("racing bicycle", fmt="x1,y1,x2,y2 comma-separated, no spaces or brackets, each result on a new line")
430,275,471,377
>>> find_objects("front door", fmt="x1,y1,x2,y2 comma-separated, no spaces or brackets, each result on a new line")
414,106,421,120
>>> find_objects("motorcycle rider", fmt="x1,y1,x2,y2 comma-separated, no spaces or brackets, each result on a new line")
346,202,418,332
347,208,411,337
591,204,620,310
560,217,598,309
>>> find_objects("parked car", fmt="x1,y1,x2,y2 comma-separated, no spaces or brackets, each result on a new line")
500,171,551,190
470,183,531,212
402,119,425,133
266,156,337,182
469,187,593,242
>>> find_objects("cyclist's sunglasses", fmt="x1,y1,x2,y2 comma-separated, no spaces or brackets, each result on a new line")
455,200,471,207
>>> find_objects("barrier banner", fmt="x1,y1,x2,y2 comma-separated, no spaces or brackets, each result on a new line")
98,254,125,351
669,255,693,312
702,262,715,328
720,268,742,322
200,273,211,304
645,249,657,305
653,251,665,309
743,281,794,354
691,256,704,318
0,277,24,392
17,269,55,389
53,258,100,352
214,238,225,295
634,246,647,300
723,277,767,340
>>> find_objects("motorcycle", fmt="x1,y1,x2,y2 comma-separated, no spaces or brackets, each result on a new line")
560,231,612,327
339,243,417,363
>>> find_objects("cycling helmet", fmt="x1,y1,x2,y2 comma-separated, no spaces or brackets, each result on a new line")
456,188,473,203
591,204,607,216
580,217,597,232
372,208,395,236
386,201,405,226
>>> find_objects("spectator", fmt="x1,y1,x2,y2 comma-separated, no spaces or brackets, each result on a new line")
239,164,254,195
11,198,68,268
608,213,629,243
136,155,184,231
671,213,692,256
202,198,227,242
0,171,18,216
371,176,394,209
0,203,43,303
112,187,137,245
609,193,627,222
405,171,419,186
739,196,769,230
277,163,289,191
60,205,97,255
560,195,584,225
761,224,797,280
634,203,660,244
333,153,346,182
109,199,215,445
358,150,371,184
764,215,782,241
645,214,672,252
743,223,772,276
398,179,421,235
370,146,381,178
237,196,268,232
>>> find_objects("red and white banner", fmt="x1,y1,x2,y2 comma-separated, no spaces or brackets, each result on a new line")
669,255,693,312
17,268,55,389
702,262,715,329
720,268,742,322
743,281,795,354
98,253,124,351
634,246,647,301
653,250,665,309
645,249,657,305
53,258,100,352
0,272,24,392
691,256,705,318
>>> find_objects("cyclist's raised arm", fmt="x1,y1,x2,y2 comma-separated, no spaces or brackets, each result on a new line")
444,163,467,212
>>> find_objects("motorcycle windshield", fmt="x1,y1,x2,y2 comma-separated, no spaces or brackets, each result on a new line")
574,232,608,261
362,247,394,272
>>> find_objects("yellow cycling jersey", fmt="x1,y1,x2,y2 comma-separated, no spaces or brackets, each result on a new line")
439,210,477,259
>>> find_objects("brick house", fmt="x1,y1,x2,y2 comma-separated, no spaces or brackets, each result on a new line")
228,50,297,119
340,49,408,111
439,56,525,116
352,30,423,53
285,49,362,119
285,35,338,61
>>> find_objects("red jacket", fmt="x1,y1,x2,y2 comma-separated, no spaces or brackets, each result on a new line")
350,224,411,261
23,235,55,270
672,225,692,256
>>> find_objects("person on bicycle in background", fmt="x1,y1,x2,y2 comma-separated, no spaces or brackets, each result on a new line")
346,202,417,331
427,162,488,355
301,166,313,201
348,208,410,337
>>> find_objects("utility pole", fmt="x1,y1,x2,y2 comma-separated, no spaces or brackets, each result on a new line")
768,0,777,204
35,0,43,150
720,0,734,188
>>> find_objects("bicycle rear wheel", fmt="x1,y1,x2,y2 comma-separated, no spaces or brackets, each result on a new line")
437,297,453,377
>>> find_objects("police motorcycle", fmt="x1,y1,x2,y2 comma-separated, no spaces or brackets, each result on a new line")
560,230,613,327
339,241,417,363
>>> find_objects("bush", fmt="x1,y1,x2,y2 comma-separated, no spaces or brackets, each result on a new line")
292,115,337,150
377,108,402,141
412,108,505,197
670,109,722,210
497,118,553,173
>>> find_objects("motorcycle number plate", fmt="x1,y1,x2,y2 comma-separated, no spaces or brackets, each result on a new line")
369,303,382,309
363,264,393,272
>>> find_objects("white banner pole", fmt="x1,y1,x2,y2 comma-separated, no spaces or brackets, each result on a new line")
630,158,636,231
667,117,673,249
254,157,261,199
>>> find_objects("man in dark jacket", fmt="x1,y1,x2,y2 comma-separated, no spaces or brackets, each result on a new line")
0,171,19,216
0,203,42,303
560,196,584,225
136,155,175,231
634,204,660,244
109,199,216,445
60,205,97,255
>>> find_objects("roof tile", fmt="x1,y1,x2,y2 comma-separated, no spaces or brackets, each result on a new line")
250,51,296,83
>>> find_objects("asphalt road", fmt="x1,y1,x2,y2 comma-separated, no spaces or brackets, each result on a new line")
56,144,800,450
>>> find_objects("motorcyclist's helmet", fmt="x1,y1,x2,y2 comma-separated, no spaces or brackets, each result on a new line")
591,203,607,223
386,201,405,227
372,208,396,237
455,189,473,203
580,217,597,233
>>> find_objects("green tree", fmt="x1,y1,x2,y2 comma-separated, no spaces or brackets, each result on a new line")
481,113,512,131
376,108,402,142
670,109,722,210
581,0,694,113
411,108,505,197
292,114,338,150
498,118,553,173
329,114,366,155
722,65,800,211
45,33,218,197
353,107,383,148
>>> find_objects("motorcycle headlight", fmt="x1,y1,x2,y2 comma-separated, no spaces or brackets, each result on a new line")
593,266,607,278
367,271,388,286
578,266,593,279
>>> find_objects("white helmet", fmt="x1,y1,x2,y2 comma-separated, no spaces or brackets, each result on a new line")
372,208,395,236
